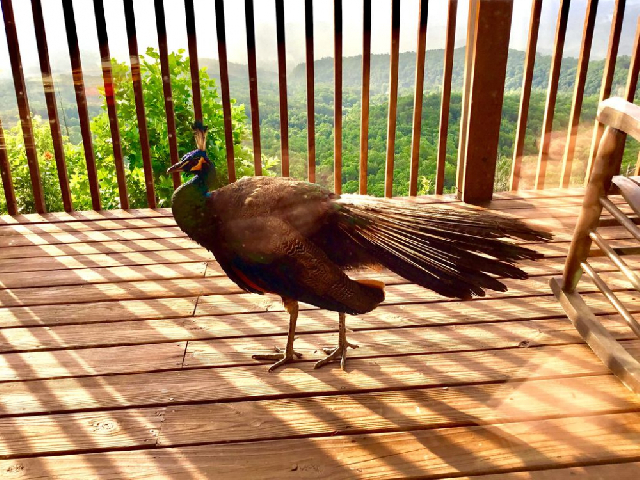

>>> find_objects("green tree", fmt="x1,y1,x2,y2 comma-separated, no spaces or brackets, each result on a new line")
90,48,256,209
0,117,87,214
1,49,262,214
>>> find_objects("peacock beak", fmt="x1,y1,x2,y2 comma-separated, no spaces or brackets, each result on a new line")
167,158,190,174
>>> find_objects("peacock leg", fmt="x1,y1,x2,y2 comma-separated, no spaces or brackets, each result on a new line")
314,312,358,370
252,298,302,372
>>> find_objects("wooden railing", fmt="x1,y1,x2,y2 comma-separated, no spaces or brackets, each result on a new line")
0,0,639,215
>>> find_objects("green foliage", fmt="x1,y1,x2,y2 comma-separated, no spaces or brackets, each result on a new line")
0,117,87,214
0,48,257,214
3,48,640,214
90,48,255,209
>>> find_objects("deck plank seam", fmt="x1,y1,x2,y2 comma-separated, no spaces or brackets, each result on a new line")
0,336,635,386
0,307,636,354
3,406,640,463
0,370,625,422
0,288,631,327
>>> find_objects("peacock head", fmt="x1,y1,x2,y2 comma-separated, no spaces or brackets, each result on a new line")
167,149,213,176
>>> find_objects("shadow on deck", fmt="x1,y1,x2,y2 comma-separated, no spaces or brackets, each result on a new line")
0,188,639,478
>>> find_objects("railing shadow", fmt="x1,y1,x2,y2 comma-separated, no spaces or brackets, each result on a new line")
0,205,639,476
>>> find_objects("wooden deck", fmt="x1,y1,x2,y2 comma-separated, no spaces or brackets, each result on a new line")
1,188,640,479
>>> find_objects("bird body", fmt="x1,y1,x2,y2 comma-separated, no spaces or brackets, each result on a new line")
173,174,386,315
169,124,551,371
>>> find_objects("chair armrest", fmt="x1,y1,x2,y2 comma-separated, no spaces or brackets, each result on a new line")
598,97,640,141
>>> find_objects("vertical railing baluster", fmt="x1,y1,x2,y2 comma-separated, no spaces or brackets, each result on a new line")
409,0,428,197
1,0,46,213
585,0,625,182
184,0,203,122
0,118,17,215
384,0,400,198
305,0,315,183
510,0,542,192
560,0,599,188
93,0,129,209
62,0,101,211
123,0,156,208
625,18,640,176
456,0,478,196
436,0,457,196
275,0,289,177
334,0,343,194
625,17,640,103
359,0,371,195
154,0,181,190
245,0,262,176
31,0,72,212
535,0,570,190
214,0,236,183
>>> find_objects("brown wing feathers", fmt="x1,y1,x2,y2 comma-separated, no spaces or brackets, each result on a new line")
335,197,551,300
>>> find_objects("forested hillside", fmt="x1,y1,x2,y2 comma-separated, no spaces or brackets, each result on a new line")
1,47,639,214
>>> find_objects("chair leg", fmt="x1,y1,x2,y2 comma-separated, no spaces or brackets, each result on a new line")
562,126,626,292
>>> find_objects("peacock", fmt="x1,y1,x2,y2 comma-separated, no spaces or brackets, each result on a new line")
169,123,551,371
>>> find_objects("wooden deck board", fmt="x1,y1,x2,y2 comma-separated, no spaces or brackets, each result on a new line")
2,312,636,382
3,412,640,479
0,341,635,416
0,374,634,459
0,190,639,477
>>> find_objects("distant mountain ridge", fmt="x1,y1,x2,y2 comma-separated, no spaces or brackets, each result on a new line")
200,48,634,107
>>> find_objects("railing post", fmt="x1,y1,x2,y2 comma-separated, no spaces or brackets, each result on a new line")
458,0,513,204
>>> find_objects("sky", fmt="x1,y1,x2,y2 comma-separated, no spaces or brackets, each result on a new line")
0,0,639,77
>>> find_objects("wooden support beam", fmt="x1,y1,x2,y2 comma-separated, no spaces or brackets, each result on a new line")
459,0,514,204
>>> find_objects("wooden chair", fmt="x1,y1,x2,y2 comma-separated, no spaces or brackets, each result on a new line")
551,97,640,394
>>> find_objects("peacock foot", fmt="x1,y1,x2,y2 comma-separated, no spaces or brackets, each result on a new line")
314,341,359,370
252,347,303,372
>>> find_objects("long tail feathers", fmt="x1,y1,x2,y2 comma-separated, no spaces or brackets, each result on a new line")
336,196,552,300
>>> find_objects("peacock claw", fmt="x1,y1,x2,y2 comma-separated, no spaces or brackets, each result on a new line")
252,347,303,372
321,342,358,355
315,342,359,370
